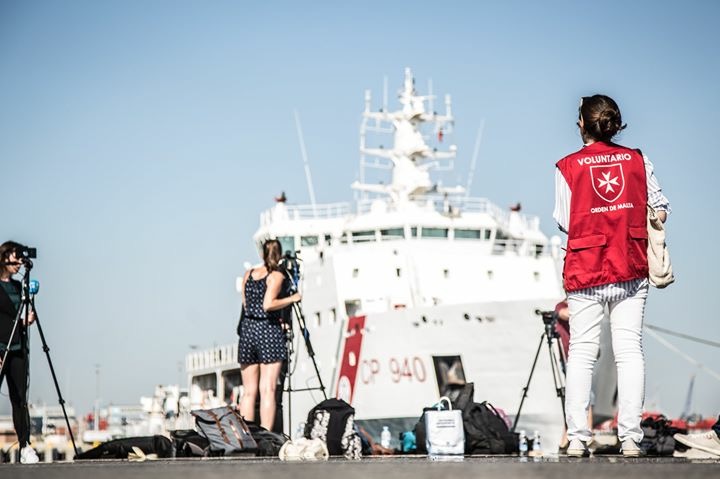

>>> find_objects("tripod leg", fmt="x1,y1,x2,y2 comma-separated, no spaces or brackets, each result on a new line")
292,302,327,400
0,298,26,379
512,333,546,432
29,300,79,457
285,330,293,437
546,336,567,424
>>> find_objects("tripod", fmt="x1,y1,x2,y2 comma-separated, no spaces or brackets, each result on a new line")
281,258,327,437
512,310,567,432
0,259,79,457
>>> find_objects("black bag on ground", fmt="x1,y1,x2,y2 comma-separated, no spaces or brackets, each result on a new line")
640,415,686,456
245,420,289,457
191,406,258,455
463,401,518,454
304,398,361,459
170,429,210,457
76,435,174,460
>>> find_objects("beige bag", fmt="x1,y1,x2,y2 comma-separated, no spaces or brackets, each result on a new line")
647,205,674,288
278,438,329,461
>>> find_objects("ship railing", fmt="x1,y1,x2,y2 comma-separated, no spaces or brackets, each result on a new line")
186,344,238,372
355,196,541,231
259,195,541,233
260,202,351,226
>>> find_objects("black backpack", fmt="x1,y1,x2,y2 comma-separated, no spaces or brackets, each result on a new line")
245,420,290,457
640,415,686,456
304,398,361,459
463,401,519,454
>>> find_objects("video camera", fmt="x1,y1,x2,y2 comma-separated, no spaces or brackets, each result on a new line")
1,245,36,267
279,250,302,293
280,250,300,272
535,309,558,326
535,309,560,339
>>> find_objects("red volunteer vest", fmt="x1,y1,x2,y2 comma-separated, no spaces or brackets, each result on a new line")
556,141,648,292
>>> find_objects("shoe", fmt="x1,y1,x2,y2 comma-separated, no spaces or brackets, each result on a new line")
20,446,39,464
566,439,590,457
621,439,645,457
558,439,569,454
673,446,719,459
673,430,720,456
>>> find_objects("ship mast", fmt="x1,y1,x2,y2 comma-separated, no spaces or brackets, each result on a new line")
354,68,463,205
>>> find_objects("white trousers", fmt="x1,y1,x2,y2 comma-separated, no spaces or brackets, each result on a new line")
565,284,648,443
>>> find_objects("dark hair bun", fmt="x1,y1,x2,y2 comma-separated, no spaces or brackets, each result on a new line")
579,94,627,141
598,109,623,139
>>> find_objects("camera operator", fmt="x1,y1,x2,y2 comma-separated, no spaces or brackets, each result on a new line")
0,241,39,464
237,238,301,431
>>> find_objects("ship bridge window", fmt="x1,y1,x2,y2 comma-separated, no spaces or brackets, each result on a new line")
351,230,376,242
381,227,404,240
421,227,449,238
191,374,217,397
455,229,482,240
222,369,242,405
324,234,333,246
278,236,295,254
485,229,492,240
301,235,319,247
411,227,419,237
492,231,509,254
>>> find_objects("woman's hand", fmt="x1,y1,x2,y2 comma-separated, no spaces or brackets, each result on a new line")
24,310,36,326
291,292,302,303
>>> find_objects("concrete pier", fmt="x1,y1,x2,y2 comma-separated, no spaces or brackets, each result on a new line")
2,455,718,479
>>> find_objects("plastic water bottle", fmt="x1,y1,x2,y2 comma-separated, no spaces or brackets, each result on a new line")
518,430,528,456
532,430,542,455
381,426,392,449
295,421,306,440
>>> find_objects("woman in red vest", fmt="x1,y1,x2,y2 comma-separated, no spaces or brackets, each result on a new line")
553,95,670,457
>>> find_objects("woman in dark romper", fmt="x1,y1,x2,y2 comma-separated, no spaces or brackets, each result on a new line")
238,238,300,431
0,241,39,464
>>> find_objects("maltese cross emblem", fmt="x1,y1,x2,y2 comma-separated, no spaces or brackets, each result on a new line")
590,164,625,202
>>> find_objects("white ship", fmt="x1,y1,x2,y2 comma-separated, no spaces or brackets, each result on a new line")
185,68,617,450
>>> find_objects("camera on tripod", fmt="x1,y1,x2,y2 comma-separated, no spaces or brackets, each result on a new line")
535,309,561,339
535,309,558,326
280,250,300,272
15,245,37,259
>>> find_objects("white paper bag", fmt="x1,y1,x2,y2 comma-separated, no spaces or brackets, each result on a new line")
425,396,465,455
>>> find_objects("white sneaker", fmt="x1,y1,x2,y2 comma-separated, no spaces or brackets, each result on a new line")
566,439,589,457
673,446,720,459
673,430,720,456
20,446,39,464
621,439,644,457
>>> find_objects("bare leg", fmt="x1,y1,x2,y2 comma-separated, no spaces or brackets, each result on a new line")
259,361,283,430
239,364,259,422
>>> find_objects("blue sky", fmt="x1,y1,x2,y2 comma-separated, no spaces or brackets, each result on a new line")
1,1,718,418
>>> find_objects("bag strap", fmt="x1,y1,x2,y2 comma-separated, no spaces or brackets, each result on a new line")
437,396,453,411
228,422,245,448
208,409,231,445
231,408,252,434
